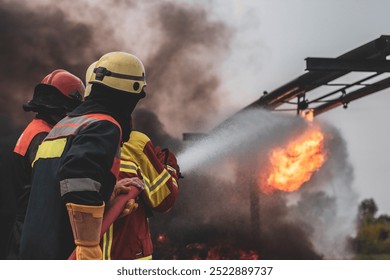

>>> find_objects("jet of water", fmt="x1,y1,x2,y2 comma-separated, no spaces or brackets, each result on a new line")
178,108,306,173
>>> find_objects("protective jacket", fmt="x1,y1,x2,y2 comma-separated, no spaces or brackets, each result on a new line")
6,117,53,259
19,101,122,260
102,131,179,260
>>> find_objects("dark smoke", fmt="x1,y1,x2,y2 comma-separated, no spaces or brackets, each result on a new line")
133,108,182,152
259,196,322,260
142,2,232,136
0,1,114,125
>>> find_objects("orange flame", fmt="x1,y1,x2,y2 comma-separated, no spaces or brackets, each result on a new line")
302,109,314,122
260,113,327,193
207,245,260,260
156,233,168,243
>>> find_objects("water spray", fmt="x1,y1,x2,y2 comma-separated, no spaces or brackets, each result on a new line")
177,108,306,174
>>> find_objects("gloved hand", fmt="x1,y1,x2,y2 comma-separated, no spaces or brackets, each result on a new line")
111,177,144,217
66,203,105,260
122,198,138,217
154,146,182,179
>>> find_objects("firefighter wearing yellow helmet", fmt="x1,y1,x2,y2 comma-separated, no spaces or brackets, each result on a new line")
79,53,181,260
20,52,147,260
90,52,147,95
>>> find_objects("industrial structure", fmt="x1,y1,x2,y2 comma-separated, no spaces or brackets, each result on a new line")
245,35,390,116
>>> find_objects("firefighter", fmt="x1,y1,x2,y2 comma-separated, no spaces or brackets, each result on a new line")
6,70,84,259
102,130,180,260
83,61,180,260
19,52,147,260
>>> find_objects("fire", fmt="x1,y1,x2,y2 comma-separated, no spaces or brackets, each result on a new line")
181,242,260,260
157,233,168,243
260,112,327,193
206,244,260,260
301,109,314,122
154,234,260,260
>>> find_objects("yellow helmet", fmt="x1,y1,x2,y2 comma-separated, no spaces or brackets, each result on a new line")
84,61,97,98
89,52,146,96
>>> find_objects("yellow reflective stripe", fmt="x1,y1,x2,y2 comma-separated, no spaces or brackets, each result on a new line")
32,138,67,167
172,177,178,189
141,174,152,190
140,169,172,207
135,255,152,260
119,160,138,174
149,184,171,207
149,169,170,192
102,224,113,260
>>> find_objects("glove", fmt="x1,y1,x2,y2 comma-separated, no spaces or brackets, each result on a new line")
154,146,182,179
122,198,138,217
66,203,105,260
110,177,144,217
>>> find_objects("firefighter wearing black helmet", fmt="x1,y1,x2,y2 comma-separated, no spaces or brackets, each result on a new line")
20,52,147,260
6,70,85,259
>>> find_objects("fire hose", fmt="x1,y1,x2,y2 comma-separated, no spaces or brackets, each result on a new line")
68,187,141,260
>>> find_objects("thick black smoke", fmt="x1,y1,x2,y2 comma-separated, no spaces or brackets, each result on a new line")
133,108,182,152
0,1,114,124
142,2,232,136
